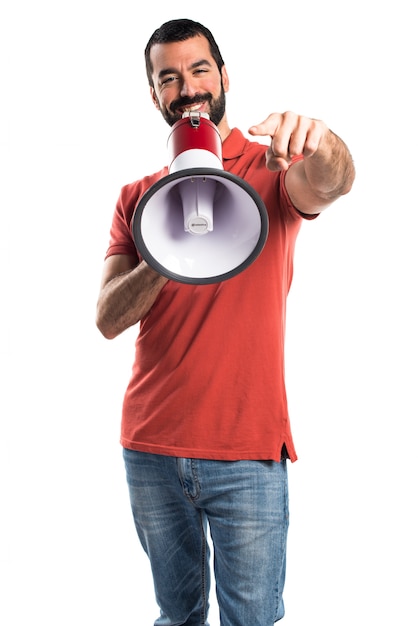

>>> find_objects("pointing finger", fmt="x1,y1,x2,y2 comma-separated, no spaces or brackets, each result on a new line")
248,113,281,138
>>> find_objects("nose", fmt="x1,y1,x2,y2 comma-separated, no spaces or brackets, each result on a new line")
180,77,196,98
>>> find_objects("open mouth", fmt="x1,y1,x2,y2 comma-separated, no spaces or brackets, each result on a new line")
179,103,205,114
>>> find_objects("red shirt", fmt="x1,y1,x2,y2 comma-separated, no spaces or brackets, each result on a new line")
105,128,314,462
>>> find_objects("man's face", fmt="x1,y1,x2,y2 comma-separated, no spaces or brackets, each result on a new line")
149,35,229,127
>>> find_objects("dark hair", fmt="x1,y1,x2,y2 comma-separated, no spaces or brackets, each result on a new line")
145,19,225,87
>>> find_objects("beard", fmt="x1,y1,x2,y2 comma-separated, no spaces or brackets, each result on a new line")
158,86,226,127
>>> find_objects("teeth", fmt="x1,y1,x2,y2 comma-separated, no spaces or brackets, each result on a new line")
183,105,201,112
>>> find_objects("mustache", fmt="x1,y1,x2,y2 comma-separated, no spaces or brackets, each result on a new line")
169,93,212,113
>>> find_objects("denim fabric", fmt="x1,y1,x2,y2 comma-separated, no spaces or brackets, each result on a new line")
123,449,289,626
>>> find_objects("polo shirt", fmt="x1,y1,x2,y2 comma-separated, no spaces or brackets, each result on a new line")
105,128,314,462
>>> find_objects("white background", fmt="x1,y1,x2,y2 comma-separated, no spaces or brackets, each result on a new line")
2,1,417,624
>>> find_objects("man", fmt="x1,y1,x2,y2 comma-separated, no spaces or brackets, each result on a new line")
96,18,355,626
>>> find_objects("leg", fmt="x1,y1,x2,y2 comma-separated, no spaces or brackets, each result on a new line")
123,449,211,626
198,459,289,626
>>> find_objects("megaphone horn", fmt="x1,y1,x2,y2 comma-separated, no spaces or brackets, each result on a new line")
131,112,269,285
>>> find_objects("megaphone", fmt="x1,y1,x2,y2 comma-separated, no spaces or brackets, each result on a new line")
131,112,269,285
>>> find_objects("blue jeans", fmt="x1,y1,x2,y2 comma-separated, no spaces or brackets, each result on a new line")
123,449,289,626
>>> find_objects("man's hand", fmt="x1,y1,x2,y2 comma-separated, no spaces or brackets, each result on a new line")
249,111,355,213
249,111,328,172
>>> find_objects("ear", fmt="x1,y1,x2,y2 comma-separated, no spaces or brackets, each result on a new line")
221,66,230,93
150,86,160,110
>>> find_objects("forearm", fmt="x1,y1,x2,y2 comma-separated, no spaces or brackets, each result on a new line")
303,129,355,202
96,262,168,339
249,112,355,214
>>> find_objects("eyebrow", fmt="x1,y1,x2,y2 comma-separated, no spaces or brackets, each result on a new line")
157,59,212,82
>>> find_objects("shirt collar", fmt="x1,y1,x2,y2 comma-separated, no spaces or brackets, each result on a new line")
222,128,248,160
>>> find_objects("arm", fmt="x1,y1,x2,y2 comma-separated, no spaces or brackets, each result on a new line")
96,254,169,340
249,112,355,214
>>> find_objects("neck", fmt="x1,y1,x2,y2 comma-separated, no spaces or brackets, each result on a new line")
217,115,232,142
